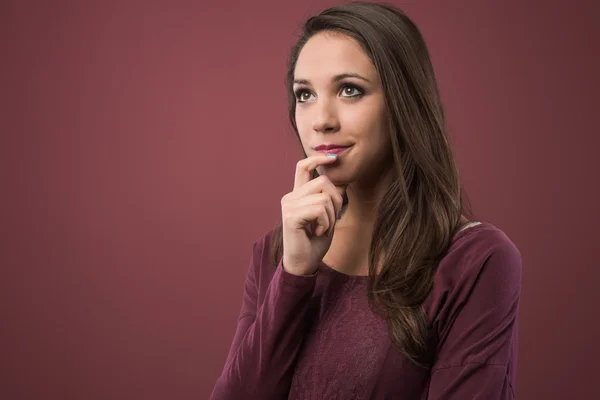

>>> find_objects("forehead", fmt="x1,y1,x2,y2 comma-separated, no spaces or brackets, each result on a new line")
294,32,378,83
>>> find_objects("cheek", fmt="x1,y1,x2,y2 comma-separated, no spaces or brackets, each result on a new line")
340,105,386,142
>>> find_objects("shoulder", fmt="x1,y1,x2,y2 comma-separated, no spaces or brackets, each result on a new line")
249,227,280,266
456,221,520,259
425,221,522,324
441,221,521,286
246,227,281,289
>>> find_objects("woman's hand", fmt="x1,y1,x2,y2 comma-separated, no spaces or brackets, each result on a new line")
281,154,346,276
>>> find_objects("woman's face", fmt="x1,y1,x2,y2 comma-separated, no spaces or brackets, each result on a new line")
293,31,391,186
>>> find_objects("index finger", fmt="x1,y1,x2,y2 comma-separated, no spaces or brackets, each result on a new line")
293,154,339,190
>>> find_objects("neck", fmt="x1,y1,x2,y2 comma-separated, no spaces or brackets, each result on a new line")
338,168,393,230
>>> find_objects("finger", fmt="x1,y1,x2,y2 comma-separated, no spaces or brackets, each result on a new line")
294,154,339,190
288,193,335,236
335,184,348,200
300,204,331,237
292,175,344,217
318,195,335,236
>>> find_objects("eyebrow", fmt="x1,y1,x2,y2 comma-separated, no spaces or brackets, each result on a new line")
293,73,372,85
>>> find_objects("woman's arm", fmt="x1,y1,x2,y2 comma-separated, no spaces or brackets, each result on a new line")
210,238,317,400
427,240,522,399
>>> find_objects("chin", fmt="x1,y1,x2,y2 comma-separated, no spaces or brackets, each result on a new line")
318,167,356,186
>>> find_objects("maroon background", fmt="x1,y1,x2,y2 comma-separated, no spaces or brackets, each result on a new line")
1,1,598,399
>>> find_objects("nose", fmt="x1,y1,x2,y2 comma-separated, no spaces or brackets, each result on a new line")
311,99,340,134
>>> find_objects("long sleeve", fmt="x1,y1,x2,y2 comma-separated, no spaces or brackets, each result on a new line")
427,239,522,399
210,238,318,400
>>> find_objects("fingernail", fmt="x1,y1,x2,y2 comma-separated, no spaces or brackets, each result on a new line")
326,154,337,159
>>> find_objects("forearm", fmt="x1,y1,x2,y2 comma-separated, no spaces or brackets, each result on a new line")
211,263,317,399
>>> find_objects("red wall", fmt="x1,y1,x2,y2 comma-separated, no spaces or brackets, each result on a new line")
1,1,598,399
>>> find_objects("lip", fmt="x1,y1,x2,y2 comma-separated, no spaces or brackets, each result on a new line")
314,144,353,155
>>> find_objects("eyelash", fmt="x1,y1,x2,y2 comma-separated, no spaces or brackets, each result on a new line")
294,84,365,103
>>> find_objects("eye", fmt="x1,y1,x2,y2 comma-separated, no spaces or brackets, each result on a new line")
340,84,363,98
294,89,315,103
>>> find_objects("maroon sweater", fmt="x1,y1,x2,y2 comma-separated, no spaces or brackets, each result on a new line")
211,222,521,399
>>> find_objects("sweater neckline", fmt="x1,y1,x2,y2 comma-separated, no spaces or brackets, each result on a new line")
319,221,486,280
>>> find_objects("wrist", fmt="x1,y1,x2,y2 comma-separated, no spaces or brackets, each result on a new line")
281,260,318,276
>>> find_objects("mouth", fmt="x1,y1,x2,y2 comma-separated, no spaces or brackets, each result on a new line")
314,144,353,155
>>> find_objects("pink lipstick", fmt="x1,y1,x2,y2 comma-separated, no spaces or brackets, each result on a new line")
314,144,352,155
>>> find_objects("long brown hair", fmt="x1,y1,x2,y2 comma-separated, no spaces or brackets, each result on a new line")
270,1,473,367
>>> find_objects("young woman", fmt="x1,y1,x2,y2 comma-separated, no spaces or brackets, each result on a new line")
211,2,521,399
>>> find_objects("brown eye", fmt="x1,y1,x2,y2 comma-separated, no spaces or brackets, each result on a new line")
295,90,315,103
341,85,363,98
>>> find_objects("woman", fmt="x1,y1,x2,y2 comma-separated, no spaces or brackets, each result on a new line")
211,2,521,399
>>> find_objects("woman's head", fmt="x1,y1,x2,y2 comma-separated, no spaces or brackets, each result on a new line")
277,2,469,367
286,1,454,196
291,31,391,186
